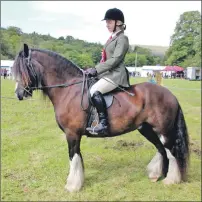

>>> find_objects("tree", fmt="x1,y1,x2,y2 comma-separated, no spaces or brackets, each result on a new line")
65,35,74,43
136,54,147,67
125,53,136,66
92,48,102,65
30,32,40,48
132,46,157,66
124,53,148,67
1,54,9,60
58,36,65,40
153,56,163,65
7,26,23,36
77,53,94,68
165,11,201,67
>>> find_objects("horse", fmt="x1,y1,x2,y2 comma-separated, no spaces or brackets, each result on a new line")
13,44,189,192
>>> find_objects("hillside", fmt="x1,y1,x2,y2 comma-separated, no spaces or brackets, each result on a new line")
131,44,169,57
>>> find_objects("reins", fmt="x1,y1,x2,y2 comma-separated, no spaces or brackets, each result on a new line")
30,80,84,90
30,74,134,96
13,51,134,108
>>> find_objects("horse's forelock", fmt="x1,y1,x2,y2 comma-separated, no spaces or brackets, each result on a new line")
13,52,31,86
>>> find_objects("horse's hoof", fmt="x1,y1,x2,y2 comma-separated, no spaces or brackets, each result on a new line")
150,177,159,182
162,178,176,185
64,184,81,192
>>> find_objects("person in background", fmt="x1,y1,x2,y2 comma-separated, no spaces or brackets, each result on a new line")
3,69,7,79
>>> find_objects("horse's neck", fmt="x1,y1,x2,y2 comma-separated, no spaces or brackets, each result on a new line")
47,78,82,108
32,51,83,104
42,72,81,99
33,52,80,85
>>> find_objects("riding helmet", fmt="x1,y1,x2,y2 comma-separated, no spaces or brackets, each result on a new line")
102,8,125,23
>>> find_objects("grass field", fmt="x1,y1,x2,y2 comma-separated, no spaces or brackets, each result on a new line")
1,77,201,201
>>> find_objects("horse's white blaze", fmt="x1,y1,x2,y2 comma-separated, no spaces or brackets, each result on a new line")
15,82,19,97
65,153,84,192
163,148,181,184
15,82,18,91
160,135,166,145
147,152,163,181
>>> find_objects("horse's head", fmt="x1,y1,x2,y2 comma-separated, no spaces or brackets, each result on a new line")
13,44,37,100
13,43,83,101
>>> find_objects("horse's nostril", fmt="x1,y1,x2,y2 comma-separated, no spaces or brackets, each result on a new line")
17,93,23,101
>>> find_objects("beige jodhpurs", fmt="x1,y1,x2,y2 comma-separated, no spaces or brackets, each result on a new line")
90,78,117,96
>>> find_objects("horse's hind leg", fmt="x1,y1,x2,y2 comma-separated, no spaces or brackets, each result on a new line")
163,148,181,185
161,132,181,185
138,123,169,182
64,133,84,192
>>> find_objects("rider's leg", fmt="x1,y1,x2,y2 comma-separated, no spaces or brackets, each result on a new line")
86,78,116,135
88,91,108,134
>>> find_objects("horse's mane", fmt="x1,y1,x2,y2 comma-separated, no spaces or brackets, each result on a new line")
32,48,83,77
12,48,83,87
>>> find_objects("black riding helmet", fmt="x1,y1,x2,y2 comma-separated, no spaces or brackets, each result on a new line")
102,8,126,31
102,8,124,23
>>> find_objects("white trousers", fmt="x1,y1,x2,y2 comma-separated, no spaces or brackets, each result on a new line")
90,78,117,96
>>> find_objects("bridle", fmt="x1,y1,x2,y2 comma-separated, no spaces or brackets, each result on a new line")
19,51,93,111
15,49,37,96
21,49,86,90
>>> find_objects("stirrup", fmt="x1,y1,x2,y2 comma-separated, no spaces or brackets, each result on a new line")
86,119,99,135
86,123,108,135
86,125,99,135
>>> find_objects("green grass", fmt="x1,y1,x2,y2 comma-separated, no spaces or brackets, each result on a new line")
1,77,201,201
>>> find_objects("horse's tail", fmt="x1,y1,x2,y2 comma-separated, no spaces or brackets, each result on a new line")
173,104,190,181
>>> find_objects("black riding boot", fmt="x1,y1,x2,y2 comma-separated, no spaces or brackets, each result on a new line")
86,91,108,135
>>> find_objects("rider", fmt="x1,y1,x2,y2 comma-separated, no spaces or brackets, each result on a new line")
86,8,130,135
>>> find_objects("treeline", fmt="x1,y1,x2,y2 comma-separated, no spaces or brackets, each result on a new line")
1,27,102,68
1,27,163,68
1,11,201,68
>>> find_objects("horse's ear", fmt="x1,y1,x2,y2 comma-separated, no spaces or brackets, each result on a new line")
23,44,29,58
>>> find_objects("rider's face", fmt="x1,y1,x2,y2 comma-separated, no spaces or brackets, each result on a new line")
106,20,115,33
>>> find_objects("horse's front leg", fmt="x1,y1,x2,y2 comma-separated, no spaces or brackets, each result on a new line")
64,133,84,192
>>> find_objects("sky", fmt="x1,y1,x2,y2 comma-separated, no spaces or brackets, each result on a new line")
1,1,201,46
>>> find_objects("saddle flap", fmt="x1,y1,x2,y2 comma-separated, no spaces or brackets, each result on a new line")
104,94,113,108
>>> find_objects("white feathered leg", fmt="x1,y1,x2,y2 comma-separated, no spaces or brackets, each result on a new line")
146,135,168,182
147,152,163,182
65,153,84,192
163,149,181,185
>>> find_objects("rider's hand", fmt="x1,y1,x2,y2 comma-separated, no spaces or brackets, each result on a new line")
85,68,97,77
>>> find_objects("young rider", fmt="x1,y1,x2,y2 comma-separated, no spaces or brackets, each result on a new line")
86,8,130,135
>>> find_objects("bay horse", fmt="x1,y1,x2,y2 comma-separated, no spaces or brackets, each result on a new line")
13,44,189,192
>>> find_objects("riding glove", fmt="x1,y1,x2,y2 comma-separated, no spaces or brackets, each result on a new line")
85,68,97,77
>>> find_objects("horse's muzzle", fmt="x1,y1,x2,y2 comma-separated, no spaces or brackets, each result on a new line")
15,91,24,101
17,94,23,100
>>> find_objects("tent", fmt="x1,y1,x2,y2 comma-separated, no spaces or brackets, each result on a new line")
163,66,184,72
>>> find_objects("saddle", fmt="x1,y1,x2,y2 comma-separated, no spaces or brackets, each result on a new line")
83,76,130,135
